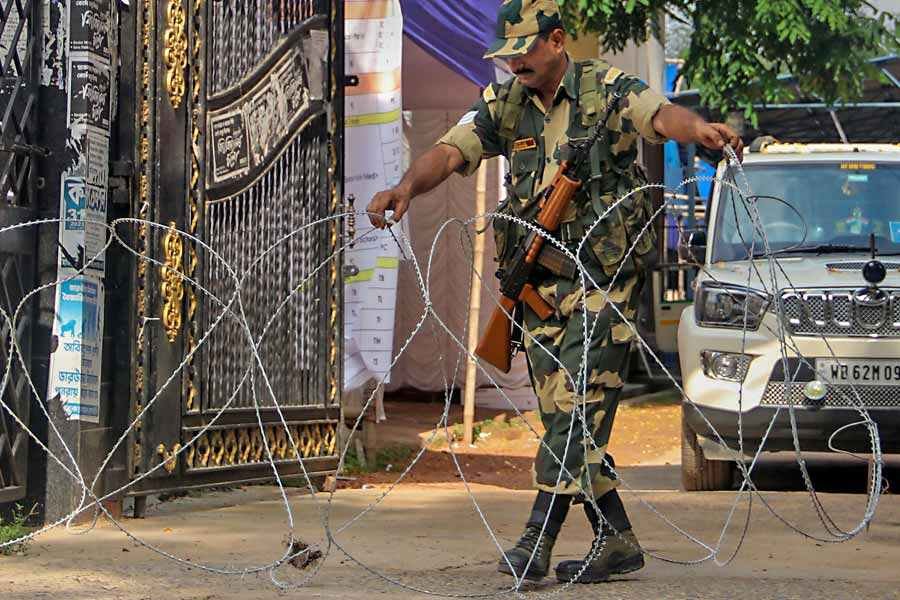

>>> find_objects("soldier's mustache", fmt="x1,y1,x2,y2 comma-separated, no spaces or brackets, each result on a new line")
514,68,534,75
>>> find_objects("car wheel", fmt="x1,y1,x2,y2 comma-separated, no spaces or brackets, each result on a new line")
681,405,734,491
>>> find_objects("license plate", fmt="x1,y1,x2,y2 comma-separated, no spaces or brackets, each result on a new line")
815,359,900,385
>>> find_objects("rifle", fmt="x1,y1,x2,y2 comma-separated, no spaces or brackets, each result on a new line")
474,92,623,373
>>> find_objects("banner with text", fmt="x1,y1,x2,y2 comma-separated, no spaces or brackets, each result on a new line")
343,0,405,390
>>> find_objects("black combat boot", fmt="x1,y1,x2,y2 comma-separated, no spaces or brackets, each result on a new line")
555,490,645,583
498,491,571,581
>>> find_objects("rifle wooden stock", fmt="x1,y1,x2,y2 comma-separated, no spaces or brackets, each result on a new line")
476,161,584,372
475,295,517,373
475,284,552,373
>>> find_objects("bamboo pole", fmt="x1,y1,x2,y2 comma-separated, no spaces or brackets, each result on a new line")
463,161,488,446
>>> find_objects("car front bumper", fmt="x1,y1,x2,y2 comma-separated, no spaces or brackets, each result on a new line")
678,306,900,454
684,402,900,454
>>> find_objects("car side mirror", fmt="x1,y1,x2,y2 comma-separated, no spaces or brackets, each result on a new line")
688,230,707,264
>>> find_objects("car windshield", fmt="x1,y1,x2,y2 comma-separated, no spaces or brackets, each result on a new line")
712,161,900,262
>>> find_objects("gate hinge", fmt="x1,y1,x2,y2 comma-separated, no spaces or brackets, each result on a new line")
344,74,359,87
110,160,134,180
109,160,134,206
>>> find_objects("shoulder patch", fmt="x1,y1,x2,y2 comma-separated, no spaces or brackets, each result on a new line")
482,84,497,103
456,110,478,126
603,67,624,85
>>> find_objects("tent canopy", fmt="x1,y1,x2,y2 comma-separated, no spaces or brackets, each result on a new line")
400,0,502,88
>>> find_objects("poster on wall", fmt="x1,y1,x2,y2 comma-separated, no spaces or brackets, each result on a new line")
343,0,405,394
58,175,107,273
67,56,111,131
47,277,104,422
46,0,112,421
68,0,111,59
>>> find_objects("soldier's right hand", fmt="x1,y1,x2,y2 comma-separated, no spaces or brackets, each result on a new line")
367,187,411,229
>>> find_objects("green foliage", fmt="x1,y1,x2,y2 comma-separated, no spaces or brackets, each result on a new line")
446,422,482,443
0,503,36,556
558,0,899,122
437,414,532,445
558,0,679,53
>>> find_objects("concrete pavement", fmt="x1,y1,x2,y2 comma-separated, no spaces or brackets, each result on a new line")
4,461,900,599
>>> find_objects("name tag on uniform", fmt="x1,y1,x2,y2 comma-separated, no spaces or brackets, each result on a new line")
512,137,537,152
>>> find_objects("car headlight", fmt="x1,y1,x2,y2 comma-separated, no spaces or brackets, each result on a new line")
702,351,754,381
695,283,770,330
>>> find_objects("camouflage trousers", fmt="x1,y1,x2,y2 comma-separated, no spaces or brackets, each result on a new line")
522,273,644,501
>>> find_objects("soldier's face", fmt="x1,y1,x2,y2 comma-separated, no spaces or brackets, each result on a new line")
505,29,566,89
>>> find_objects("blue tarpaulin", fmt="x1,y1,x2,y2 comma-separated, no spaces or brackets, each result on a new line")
400,0,502,87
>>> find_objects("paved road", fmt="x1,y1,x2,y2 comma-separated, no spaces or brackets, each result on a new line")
5,458,900,599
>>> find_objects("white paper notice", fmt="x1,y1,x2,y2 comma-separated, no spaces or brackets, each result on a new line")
343,0,404,388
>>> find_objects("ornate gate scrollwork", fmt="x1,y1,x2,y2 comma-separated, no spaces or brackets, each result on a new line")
163,0,188,109
160,223,185,343
127,0,343,495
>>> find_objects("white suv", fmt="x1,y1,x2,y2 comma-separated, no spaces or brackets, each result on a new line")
677,142,900,490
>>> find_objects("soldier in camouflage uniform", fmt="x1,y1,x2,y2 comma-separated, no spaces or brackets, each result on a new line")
368,0,742,584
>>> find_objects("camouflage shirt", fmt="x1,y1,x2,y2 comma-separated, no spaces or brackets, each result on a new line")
440,56,669,283
438,55,669,202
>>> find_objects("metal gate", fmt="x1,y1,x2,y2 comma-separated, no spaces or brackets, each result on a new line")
125,0,343,496
0,0,39,504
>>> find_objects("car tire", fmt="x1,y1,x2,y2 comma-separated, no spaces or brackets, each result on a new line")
681,405,734,491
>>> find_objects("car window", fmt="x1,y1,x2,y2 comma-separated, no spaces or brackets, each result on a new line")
712,162,900,262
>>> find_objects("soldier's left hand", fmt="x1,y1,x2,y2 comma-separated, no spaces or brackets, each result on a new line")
695,122,744,162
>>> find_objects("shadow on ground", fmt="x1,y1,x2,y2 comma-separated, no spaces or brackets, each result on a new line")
740,453,900,494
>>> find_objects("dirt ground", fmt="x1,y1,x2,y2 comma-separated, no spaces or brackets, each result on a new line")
7,394,900,599
342,392,681,490
4,478,900,600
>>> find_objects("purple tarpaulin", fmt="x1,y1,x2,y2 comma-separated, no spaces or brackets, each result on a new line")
400,0,503,87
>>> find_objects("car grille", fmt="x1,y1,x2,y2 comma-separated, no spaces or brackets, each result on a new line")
825,261,900,272
778,287,900,337
760,381,900,408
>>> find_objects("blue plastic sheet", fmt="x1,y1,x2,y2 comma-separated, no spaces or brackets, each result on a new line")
400,0,502,87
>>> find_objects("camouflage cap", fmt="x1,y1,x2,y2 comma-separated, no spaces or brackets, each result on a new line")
483,0,563,60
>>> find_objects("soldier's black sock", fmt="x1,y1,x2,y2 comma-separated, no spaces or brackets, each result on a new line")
583,501,602,536
584,489,631,535
527,491,571,538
